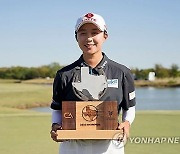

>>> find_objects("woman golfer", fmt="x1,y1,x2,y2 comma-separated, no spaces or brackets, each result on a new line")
50,12,136,154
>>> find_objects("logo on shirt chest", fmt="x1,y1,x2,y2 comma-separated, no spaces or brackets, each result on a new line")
107,79,118,88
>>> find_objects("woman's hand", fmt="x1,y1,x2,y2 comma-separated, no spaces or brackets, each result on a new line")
117,120,130,140
50,123,65,142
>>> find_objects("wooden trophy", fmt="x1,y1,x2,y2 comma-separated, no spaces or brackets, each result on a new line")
57,101,123,139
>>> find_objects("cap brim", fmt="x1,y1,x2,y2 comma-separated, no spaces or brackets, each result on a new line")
76,21,103,32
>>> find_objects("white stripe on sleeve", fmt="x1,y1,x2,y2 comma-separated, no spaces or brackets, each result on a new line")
52,110,62,125
122,106,135,125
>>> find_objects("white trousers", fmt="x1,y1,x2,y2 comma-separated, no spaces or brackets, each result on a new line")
59,140,124,154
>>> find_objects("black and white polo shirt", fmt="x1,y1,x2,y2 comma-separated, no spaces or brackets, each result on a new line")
51,53,136,113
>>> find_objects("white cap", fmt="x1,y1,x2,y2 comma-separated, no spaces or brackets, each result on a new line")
75,13,107,32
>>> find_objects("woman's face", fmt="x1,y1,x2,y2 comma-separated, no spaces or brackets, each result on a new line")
77,23,107,56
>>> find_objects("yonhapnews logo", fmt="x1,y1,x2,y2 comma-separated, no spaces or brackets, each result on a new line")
82,105,98,122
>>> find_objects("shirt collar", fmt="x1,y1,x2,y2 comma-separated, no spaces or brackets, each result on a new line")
77,52,108,69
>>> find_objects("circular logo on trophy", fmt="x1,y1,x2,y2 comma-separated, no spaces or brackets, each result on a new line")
112,132,127,149
82,105,98,122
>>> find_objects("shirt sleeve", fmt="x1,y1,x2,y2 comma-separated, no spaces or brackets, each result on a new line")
52,110,62,125
50,72,63,110
122,106,135,125
121,70,136,110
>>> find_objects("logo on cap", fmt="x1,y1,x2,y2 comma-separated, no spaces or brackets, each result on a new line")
84,13,94,18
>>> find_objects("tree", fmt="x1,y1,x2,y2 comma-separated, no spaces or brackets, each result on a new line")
154,64,170,78
131,68,154,80
170,64,179,78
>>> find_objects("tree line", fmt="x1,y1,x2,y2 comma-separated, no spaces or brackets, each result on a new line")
131,64,180,80
0,63,179,80
0,62,63,80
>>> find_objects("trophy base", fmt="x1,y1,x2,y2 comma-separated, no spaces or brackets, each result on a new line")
57,130,123,140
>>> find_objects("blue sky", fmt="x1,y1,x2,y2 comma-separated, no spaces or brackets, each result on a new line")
0,0,180,69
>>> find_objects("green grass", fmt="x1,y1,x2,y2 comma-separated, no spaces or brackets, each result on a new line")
125,111,180,154
0,113,59,154
0,81,58,154
0,79,21,83
0,82,52,109
135,77,180,87
0,80,180,154
0,111,179,154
